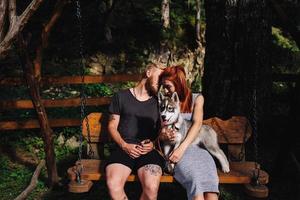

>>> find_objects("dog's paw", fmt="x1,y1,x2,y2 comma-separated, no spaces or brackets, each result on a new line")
222,165,230,173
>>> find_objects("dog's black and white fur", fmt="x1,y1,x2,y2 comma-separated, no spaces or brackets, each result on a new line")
158,92,230,174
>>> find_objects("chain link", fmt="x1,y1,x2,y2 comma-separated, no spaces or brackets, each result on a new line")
75,0,94,163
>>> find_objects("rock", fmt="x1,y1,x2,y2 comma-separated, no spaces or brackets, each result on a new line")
57,133,65,146
88,63,104,75
65,136,80,149
90,56,98,63
105,64,116,74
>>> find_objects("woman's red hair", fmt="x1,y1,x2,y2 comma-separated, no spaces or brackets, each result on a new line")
159,65,192,113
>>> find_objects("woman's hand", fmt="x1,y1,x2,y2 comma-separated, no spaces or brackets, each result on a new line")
169,145,187,163
159,127,176,142
121,142,143,158
137,139,154,155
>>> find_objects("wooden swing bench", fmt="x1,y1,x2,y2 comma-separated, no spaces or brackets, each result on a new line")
67,112,269,197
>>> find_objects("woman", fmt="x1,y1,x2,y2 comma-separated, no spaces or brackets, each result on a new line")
159,65,219,200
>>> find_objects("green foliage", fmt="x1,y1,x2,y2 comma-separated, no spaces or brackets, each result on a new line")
191,74,202,93
60,127,80,138
0,156,47,200
271,26,300,74
272,27,299,53
83,83,113,97
219,185,244,200
22,136,46,160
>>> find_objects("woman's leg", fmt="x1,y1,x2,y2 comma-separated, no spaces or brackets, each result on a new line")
193,194,205,200
204,192,218,200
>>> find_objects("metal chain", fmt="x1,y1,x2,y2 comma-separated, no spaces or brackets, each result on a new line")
251,87,260,184
75,0,94,161
250,0,267,185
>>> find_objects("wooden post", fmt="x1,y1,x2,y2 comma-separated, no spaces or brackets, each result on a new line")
17,34,59,186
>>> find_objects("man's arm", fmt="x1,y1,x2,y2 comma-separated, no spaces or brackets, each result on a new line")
108,114,142,158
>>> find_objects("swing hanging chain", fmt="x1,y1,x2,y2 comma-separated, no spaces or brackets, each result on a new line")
73,162,83,184
250,0,266,185
252,87,261,185
75,0,94,161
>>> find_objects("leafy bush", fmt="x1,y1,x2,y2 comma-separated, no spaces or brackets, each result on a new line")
83,83,113,97
0,156,47,200
272,27,299,53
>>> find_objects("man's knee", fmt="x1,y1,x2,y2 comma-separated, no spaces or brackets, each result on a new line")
106,175,124,192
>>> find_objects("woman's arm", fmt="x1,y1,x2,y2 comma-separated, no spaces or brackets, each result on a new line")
180,95,204,149
169,95,204,163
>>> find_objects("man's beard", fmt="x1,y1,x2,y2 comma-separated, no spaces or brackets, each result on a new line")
145,76,158,97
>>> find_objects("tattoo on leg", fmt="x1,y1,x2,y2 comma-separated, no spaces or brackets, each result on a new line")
144,164,162,176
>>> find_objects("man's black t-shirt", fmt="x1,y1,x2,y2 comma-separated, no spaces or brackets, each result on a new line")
108,89,160,144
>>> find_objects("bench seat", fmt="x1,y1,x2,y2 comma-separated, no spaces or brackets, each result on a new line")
67,159,269,184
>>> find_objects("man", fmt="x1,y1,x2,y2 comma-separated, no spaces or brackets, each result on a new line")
106,60,166,200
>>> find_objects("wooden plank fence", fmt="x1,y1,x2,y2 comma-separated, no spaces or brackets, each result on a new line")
0,73,299,130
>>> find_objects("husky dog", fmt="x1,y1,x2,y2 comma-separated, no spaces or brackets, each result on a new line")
158,92,230,174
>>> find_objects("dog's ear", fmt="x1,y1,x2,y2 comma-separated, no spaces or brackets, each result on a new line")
171,92,179,104
158,91,164,104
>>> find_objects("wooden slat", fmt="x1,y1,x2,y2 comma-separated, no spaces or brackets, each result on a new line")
0,97,111,110
0,118,80,130
67,160,269,184
0,114,252,145
0,74,142,86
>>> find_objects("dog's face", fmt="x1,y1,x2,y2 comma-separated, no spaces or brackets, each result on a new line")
158,92,180,126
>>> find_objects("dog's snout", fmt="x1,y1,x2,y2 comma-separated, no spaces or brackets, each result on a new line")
161,115,166,121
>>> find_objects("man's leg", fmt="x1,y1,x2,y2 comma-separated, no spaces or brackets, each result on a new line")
106,163,132,200
137,164,162,200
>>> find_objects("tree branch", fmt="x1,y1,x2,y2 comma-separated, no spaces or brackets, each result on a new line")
14,160,45,200
8,0,16,23
0,0,8,41
19,0,44,29
161,0,170,28
0,0,44,56
34,0,69,80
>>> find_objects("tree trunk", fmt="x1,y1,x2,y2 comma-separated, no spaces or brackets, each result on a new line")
103,0,119,43
161,0,170,29
17,35,58,186
195,0,201,46
203,0,272,121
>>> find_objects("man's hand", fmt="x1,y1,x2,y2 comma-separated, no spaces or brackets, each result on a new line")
121,142,143,158
159,127,176,142
137,139,154,155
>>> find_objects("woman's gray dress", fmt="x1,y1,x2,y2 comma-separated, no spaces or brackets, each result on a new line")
173,93,219,200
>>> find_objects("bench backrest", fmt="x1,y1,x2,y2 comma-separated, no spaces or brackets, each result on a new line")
82,112,252,144
82,112,252,161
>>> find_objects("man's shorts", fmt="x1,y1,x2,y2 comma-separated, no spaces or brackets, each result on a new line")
105,146,165,173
